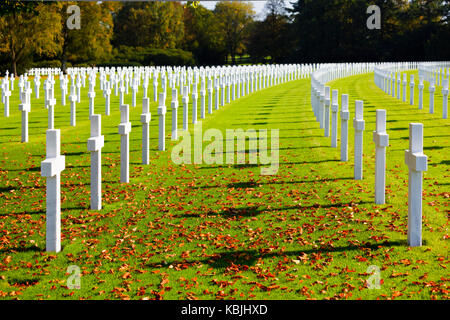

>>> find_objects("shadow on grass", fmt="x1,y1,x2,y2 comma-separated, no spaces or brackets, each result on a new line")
0,185,44,193
146,240,406,270
65,164,90,169
1,205,87,216
195,176,353,189
282,159,340,164
8,278,40,287
3,166,41,172
176,200,369,219
0,246,42,253
435,159,450,165
64,151,86,156
0,209,45,215
423,146,446,150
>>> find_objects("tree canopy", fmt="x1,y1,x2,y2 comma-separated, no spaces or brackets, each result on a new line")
0,0,449,74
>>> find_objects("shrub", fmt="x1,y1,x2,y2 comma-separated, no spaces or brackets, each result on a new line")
72,63,92,68
31,60,61,69
114,46,195,66
144,48,195,66
97,61,143,68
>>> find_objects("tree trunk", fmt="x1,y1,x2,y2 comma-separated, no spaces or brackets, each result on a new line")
61,52,67,74
11,46,17,76
11,12,17,76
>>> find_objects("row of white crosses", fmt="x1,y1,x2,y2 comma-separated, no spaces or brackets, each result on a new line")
311,62,430,247
25,63,309,253
1,74,12,117
10,63,312,146
21,63,315,128
374,61,450,119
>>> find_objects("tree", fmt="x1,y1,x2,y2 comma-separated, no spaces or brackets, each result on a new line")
246,20,270,63
265,0,286,16
0,1,61,75
214,1,255,64
113,1,184,49
59,1,118,71
263,0,291,62
183,3,226,65
289,0,450,62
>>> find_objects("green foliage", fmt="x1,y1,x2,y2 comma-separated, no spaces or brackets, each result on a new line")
185,1,200,9
183,4,226,65
143,48,195,66
60,2,117,71
1,0,450,71
214,1,255,64
113,2,184,49
0,0,43,16
289,0,450,62
112,46,195,67
31,59,62,69
97,61,144,68
0,2,62,75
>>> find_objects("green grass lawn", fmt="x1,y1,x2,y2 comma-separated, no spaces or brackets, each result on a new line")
0,71,448,300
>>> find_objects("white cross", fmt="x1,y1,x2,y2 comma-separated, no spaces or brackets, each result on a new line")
171,88,179,141
331,89,339,148
353,100,365,180
87,114,104,210
47,88,56,129
118,104,131,183
418,76,424,110
141,98,151,164
182,86,189,131
340,94,350,162
429,79,435,114
373,109,389,204
41,129,65,252
4,89,11,117
404,123,427,247
442,78,448,119
104,82,111,116
324,86,331,137
192,88,198,125
157,93,167,151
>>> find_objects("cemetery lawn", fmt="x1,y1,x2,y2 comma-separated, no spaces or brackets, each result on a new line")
0,72,448,300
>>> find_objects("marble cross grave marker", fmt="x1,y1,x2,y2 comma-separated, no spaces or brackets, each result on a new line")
19,95,31,143
340,94,350,162
429,79,435,114
373,109,389,204
418,76,424,110
141,98,151,164
324,86,331,137
69,89,77,127
409,75,415,105
404,123,427,247
171,88,179,141
331,89,339,148
87,114,104,210
442,78,448,119
118,104,131,183
353,100,365,180
182,86,189,131
104,82,111,116
41,129,65,252
157,93,167,151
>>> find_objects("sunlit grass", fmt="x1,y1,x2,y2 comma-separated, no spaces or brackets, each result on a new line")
0,72,448,300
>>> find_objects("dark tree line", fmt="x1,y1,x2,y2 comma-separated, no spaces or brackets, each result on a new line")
1,0,449,75
249,0,450,63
